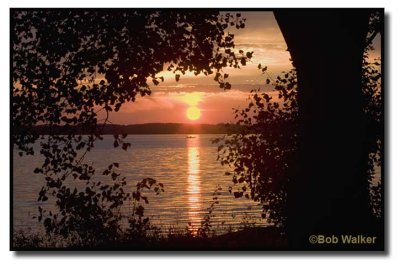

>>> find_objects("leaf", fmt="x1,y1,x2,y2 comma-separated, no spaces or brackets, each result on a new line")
233,191,243,198
33,168,42,174
44,218,52,228
246,51,253,59
122,142,131,151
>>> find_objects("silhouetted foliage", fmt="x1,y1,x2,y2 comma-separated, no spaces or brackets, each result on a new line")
215,12,382,229
273,10,383,249
35,162,165,246
214,69,298,229
363,12,383,218
196,185,222,238
11,9,250,243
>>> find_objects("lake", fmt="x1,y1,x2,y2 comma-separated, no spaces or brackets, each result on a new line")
13,134,266,235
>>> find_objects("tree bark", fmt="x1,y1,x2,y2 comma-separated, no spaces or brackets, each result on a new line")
274,10,379,249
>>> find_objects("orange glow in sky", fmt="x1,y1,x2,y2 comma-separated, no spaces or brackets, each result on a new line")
107,11,380,125
106,12,294,125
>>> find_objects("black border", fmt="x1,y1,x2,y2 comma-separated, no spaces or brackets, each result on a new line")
10,7,386,252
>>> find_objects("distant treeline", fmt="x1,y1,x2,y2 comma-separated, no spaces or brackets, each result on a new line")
31,123,243,135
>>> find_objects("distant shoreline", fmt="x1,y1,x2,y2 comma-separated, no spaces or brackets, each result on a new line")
28,123,243,135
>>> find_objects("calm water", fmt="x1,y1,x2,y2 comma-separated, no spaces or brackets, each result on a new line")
13,134,265,234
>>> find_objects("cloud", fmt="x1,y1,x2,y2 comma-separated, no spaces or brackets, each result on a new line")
151,83,275,94
236,43,287,50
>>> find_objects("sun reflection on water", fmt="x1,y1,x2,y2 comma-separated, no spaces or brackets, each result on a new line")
186,135,201,231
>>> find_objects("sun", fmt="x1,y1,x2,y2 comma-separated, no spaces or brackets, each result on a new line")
186,106,201,121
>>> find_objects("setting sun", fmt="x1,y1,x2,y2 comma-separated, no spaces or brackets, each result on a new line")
186,106,201,120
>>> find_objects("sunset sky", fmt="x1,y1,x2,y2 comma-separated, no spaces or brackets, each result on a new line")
108,11,381,125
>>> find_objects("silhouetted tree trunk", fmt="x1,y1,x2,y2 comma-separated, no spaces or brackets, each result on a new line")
274,10,380,249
